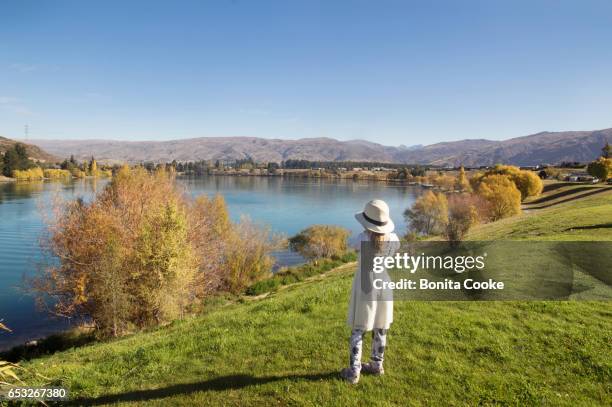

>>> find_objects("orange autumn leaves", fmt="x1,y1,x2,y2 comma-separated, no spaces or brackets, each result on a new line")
32,166,277,337
406,165,543,241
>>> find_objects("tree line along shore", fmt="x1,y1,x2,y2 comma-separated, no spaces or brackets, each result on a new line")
0,143,112,181
2,142,611,187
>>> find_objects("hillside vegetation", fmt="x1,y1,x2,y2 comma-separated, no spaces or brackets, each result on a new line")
10,192,611,406
0,136,57,162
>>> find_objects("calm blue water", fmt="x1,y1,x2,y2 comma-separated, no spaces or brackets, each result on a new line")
0,176,420,349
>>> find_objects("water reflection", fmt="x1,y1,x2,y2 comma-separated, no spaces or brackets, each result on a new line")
181,176,419,236
0,176,421,350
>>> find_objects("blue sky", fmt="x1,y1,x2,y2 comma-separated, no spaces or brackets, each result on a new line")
1,0,611,146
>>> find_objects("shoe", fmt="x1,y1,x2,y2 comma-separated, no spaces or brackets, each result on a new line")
361,362,384,376
340,367,360,384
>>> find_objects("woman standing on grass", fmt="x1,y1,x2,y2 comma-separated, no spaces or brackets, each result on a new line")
341,199,400,384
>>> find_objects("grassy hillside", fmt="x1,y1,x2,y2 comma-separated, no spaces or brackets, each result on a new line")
14,192,612,406
470,188,612,241
522,181,612,210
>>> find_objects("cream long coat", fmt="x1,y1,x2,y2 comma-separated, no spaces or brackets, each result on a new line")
347,231,400,331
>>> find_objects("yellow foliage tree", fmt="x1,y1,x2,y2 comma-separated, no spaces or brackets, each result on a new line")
187,194,232,295
289,225,350,260
131,201,197,325
404,191,448,235
70,167,87,178
12,167,44,180
476,174,521,220
44,169,71,179
89,157,98,176
432,174,455,190
483,165,543,200
587,157,612,181
222,217,279,293
514,170,543,199
445,194,481,246
32,166,276,336
456,166,471,192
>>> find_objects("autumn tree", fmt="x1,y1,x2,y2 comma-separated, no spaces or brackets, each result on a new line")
32,166,276,337
89,156,98,176
404,191,448,236
131,202,197,325
223,217,279,293
472,165,542,201
515,170,544,199
456,166,471,192
587,157,612,181
445,194,481,246
432,174,455,190
187,194,232,295
289,225,350,260
469,171,485,191
602,142,611,159
475,174,521,220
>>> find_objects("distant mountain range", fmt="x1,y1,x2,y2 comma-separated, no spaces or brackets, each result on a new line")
24,127,612,167
0,136,57,162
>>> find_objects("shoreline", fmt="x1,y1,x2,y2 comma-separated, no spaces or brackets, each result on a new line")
1,254,357,358
0,175,106,183
1,171,436,188
178,170,433,186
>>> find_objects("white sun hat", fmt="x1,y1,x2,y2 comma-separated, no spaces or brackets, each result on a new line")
355,199,395,234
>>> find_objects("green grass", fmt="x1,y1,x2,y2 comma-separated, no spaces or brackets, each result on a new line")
470,189,612,241
246,252,357,296
19,267,612,406
13,192,612,406
522,181,612,210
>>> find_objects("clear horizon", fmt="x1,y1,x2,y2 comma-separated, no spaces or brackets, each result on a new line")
2,1,612,144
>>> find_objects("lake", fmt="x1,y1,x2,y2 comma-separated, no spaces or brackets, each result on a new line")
0,176,421,350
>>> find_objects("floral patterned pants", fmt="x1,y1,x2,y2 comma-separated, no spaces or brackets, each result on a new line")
349,328,387,373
